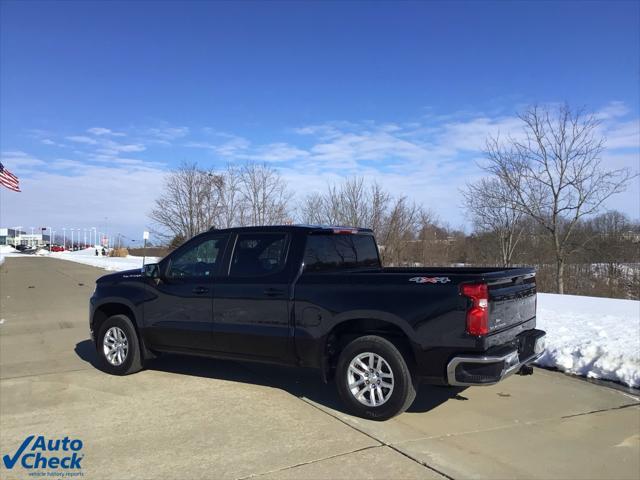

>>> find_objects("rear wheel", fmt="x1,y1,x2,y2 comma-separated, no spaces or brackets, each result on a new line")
97,314,143,375
336,335,416,420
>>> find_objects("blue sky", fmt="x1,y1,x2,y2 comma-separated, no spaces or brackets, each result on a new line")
1,1,638,241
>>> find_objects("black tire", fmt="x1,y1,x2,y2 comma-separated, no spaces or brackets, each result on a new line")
335,335,417,421
96,314,143,375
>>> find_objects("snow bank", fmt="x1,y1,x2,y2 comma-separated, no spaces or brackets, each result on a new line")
0,245,19,266
50,248,159,272
535,293,640,388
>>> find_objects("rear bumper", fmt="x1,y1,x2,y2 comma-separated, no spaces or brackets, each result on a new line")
446,329,546,386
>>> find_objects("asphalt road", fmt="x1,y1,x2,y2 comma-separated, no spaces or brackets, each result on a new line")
1,257,639,479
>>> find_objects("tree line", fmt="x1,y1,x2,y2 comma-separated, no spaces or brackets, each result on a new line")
149,104,638,299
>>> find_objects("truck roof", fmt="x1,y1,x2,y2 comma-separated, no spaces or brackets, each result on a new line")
208,224,373,234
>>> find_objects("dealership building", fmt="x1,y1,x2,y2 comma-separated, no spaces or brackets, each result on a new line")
0,228,50,247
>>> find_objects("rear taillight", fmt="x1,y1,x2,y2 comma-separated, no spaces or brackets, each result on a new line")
461,283,489,336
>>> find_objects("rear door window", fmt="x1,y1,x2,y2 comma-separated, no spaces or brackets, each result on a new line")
229,233,289,277
303,234,380,273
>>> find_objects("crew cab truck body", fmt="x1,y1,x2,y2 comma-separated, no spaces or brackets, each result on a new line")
90,225,545,420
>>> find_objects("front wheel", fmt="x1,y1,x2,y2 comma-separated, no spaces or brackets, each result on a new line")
335,335,417,420
96,314,143,375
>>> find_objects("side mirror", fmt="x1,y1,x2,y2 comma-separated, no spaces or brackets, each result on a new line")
143,263,160,279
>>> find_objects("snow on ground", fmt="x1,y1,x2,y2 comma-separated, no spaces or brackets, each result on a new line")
49,248,160,271
0,245,19,266
535,293,640,388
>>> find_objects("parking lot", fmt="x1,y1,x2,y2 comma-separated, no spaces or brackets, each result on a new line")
1,257,639,479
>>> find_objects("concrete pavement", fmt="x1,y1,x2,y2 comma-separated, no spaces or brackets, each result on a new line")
1,257,638,479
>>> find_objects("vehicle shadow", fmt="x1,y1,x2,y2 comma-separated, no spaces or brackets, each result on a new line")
75,338,100,368
75,339,466,415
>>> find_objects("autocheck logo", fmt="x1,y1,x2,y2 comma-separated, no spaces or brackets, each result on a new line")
3,435,84,474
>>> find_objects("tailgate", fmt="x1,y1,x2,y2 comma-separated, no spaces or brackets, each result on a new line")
488,273,536,333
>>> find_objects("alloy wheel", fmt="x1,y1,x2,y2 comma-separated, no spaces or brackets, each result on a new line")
103,326,129,366
347,352,394,407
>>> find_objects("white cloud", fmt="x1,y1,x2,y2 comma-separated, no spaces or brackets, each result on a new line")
87,127,126,137
187,135,251,157
4,105,638,240
595,101,630,120
291,121,358,140
0,162,166,234
146,126,189,143
240,143,309,162
96,142,146,155
309,130,428,164
0,151,47,171
435,116,524,151
117,144,146,152
49,159,88,170
186,106,639,225
602,120,640,149
66,135,99,145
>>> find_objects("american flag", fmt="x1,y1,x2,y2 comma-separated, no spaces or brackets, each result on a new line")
0,162,21,192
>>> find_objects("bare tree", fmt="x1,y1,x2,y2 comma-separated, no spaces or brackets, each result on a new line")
150,161,293,241
485,104,634,293
300,192,326,225
238,162,292,225
583,211,636,297
375,197,421,265
462,177,524,267
299,177,423,265
149,161,223,241
414,209,448,266
300,178,391,229
369,182,392,234
337,177,370,226
216,164,243,228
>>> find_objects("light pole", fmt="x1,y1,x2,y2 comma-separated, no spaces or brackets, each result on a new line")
12,226,22,247
71,229,74,250
92,227,97,247
63,228,66,250
30,227,35,247
104,217,108,247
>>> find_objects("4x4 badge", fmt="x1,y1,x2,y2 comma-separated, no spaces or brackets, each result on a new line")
409,276,451,284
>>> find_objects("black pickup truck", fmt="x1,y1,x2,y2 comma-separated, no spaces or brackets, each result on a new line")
90,225,545,419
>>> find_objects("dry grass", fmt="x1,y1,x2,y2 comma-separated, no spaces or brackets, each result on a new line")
128,247,171,258
109,248,129,258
